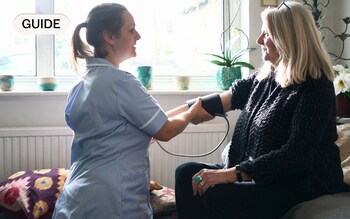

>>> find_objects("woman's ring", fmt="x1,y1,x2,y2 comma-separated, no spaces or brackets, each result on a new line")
194,175,202,183
200,181,204,186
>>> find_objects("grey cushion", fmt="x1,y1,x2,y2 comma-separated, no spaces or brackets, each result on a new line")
282,192,350,219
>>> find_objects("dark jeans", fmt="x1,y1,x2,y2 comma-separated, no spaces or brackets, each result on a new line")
175,162,305,219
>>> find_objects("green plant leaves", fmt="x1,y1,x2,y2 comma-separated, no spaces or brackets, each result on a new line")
206,47,257,69
232,61,255,69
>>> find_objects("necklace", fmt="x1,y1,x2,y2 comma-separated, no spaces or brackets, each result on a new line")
268,73,275,96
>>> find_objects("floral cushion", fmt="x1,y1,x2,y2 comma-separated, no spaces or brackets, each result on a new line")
0,168,177,218
0,168,68,219
151,186,177,218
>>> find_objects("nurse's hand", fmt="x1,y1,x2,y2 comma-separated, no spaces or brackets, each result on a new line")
153,98,213,142
188,98,214,125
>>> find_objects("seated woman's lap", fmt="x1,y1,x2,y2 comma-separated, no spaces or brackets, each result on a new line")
175,162,224,219
175,162,302,219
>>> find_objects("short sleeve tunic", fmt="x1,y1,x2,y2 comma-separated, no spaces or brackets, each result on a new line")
52,58,167,219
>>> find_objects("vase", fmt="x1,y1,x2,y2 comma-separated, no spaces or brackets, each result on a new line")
38,76,58,91
136,66,153,90
215,67,241,90
174,76,191,90
0,75,15,91
336,94,350,118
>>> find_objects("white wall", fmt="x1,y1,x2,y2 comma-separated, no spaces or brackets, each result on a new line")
0,91,239,128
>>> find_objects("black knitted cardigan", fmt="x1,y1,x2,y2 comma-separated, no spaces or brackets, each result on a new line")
227,72,345,199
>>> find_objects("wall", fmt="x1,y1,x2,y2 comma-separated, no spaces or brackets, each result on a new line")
334,0,350,66
0,91,239,128
314,0,349,66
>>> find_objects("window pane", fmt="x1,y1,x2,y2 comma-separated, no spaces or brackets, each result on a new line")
54,0,223,77
0,1,36,76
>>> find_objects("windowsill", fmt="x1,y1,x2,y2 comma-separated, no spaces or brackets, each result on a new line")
0,75,223,96
0,89,222,97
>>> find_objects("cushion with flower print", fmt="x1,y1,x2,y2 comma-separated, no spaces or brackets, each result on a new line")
0,168,177,219
151,186,177,218
0,168,69,219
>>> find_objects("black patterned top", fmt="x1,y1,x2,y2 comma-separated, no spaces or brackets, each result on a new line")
227,72,345,199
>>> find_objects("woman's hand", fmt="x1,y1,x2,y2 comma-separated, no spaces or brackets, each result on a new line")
189,98,214,125
192,168,235,196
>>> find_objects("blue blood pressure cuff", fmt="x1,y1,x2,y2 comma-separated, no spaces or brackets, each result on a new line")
186,93,224,116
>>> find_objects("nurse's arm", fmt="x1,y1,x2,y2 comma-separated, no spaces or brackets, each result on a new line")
153,98,212,142
165,104,188,118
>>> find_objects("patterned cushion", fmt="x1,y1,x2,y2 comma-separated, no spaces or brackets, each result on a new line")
0,168,177,218
0,168,68,219
151,186,177,218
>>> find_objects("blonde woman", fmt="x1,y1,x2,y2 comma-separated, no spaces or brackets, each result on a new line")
175,1,349,218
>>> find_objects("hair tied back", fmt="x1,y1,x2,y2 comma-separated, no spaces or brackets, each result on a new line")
78,22,87,28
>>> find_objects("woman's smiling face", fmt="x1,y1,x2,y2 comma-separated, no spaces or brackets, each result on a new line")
115,10,141,62
256,24,279,66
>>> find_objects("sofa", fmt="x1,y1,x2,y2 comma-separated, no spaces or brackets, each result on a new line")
282,123,350,218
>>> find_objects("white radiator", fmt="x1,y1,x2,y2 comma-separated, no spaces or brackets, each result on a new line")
0,124,228,188
0,127,73,182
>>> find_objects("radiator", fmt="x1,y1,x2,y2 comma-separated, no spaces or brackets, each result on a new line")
0,124,228,188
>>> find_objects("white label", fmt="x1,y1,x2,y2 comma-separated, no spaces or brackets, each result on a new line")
14,13,69,34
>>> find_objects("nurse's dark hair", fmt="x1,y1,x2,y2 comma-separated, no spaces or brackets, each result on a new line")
71,3,127,72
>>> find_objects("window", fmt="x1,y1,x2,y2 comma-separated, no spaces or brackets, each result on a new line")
0,0,35,76
2,0,245,90
54,0,223,77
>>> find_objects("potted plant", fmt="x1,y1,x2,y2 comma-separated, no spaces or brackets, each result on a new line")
207,27,256,90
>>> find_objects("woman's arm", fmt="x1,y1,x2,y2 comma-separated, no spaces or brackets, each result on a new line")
220,90,233,113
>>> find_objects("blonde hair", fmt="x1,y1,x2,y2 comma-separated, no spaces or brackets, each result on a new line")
257,1,334,87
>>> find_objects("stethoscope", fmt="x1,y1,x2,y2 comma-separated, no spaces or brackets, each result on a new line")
155,114,230,157
88,63,230,157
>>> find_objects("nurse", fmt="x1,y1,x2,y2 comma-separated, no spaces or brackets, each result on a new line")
52,3,212,219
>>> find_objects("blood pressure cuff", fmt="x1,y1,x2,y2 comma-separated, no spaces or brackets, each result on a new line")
186,93,224,116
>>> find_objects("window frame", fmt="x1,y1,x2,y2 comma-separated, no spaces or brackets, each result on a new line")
15,0,246,91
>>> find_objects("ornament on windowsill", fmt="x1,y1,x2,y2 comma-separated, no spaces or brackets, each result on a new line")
333,65,350,118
